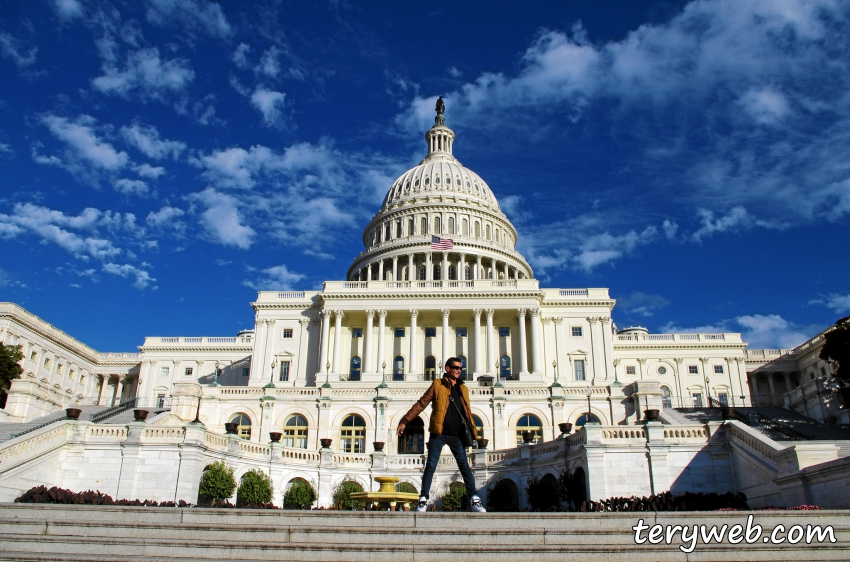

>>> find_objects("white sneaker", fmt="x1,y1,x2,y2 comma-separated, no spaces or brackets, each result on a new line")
415,496,428,512
470,496,486,512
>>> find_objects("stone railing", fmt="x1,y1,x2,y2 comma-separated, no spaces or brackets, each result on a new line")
142,335,254,346
662,426,710,442
615,332,743,343
0,423,72,464
321,279,540,292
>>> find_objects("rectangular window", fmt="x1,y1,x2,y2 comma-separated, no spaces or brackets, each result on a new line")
352,328,363,338
30,351,37,361
456,327,467,338
156,394,166,408
68,369,75,379
242,367,250,377
43,357,51,368
625,365,636,375
79,374,85,384
571,326,583,337
499,327,510,337
692,393,703,407
184,367,194,377
688,365,699,375
574,359,586,381
279,361,291,382
425,327,437,338
160,367,170,377
282,328,293,338
714,365,724,374
394,328,405,338
57,364,64,374
718,393,729,406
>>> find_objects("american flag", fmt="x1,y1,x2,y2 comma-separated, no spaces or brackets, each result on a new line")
431,235,454,250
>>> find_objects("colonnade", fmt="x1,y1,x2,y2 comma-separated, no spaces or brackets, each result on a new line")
352,251,525,282
96,374,134,406
318,308,545,380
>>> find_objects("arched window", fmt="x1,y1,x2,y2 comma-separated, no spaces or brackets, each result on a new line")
229,413,252,440
448,265,457,280
424,355,437,380
433,264,441,280
283,414,308,449
486,224,492,240
500,355,511,379
575,413,600,427
393,356,405,381
349,356,361,381
661,385,673,409
464,264,471,280
515,413,543,446
435,216,442,233
448,217,455,234
396,220,402,238
408,218,414,235
418,265,426,280
421,217,427,234
495,227,500,244
340,414,366,453
462,218,469,236
459,355,468,380
472,415,484,440
474,222,481,238
398,416,424,454
385,223,391,240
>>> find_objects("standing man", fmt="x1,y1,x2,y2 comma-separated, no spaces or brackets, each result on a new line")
397,357,486,512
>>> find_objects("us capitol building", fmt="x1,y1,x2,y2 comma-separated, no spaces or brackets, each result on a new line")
0,102,847,510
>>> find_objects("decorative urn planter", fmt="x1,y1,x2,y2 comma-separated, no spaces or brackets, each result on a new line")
269,432,282,443
522,431,535,444
224,422,239,435
644,409,660,422
558,422,573,435
320,438,333,449
476,438,489,449
720,407,736,420
372,441,385,452
132,409,149,422
65,408,82,420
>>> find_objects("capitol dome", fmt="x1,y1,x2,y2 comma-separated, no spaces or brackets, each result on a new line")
347,99,533,282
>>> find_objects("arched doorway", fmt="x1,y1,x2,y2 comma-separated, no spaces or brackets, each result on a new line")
398,416,424,454
424,355,437,380
489,478,519,512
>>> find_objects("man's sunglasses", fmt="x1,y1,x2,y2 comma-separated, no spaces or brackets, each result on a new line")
447,365,462,370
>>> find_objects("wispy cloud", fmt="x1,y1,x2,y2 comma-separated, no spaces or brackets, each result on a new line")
187,188,255,249
143,0,231,38
250,88,287,127
661,314,820,349
120,123,186,159
92,47,195,102
809,293,850,316
242,264,305,291
0,32,37,68
616,292,670,318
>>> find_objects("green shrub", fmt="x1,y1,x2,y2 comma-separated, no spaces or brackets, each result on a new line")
284,478,316,509
236,469,273,506
332,477,364,510
198,461,236,504
525,474,560,511
396,481,418,495
439,481,467,512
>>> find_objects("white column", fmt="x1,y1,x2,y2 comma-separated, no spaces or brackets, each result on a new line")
409,309,419,380
600,317,614,381
407,254,414,281
376,310,387,376
486,308,496,376
366,263,372,281
553,318,564,382
441,308,451,364
459,253,466,281
476,256,482,280
517,309,529,376
392,256,398,281
331,310,344,376
503,262,508,280
251,319,269,384
378,259,384,281
472,309,483,377
736,358,749,405
588,316,604,383
364,310,375,377
426,252,433,281
263,320,276,382
319,310,331,376
442,252,448,281
530,308,544,375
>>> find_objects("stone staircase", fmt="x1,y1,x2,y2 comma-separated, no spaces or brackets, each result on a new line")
0,406,169,444
0,503,848,561
665,407,850,442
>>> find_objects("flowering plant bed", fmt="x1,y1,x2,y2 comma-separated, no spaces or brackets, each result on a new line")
14,486,279,509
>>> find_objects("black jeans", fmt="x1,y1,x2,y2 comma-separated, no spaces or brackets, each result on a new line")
420,433,477,500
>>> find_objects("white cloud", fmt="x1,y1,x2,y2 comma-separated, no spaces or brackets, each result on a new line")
92,47,195,100
102,262,156,289
135,163,166,178
120,123,186,159
146,205,185,227
53,0,84,21
40,114,128,172
662,220,678,241
691,206,758,242
448,66,462,78
242,264,304,291
739,88,791,124
0,32,37,68
810,293,850,315
250,88,287,127
143,0,231,38
188,188,255,249
661,314,816,349
616,292,670,318
232,43,250,68
257,47,281,77
112,178,149,195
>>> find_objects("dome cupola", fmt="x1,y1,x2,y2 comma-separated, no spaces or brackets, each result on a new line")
347,98,533,283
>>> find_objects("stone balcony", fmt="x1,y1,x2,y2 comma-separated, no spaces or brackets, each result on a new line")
140,335,254,349
615,332,743,344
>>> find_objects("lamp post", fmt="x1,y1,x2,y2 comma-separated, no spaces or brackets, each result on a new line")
552,359,558,383
265,359,276,389
322,361,331,388
212,361,221,386
494,359,503,387
378,361,387,388
584,386,593,425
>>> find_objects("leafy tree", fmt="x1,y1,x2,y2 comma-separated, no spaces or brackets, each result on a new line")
0,343,23,409
820,316,850,405
284,478,316,509
236,469,273,506
439,481,467,512
332,477,364,510
396,481,417,495
198,461,236,505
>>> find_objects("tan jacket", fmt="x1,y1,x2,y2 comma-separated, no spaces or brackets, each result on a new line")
401,376,476,435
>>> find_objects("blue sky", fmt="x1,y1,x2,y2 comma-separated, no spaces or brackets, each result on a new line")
1,0,848,352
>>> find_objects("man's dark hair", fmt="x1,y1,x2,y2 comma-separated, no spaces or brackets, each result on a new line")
445,357,462,368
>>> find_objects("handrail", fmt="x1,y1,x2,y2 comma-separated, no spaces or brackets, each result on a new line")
9,416,69,439
90,397,139,423
755,413,812,441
